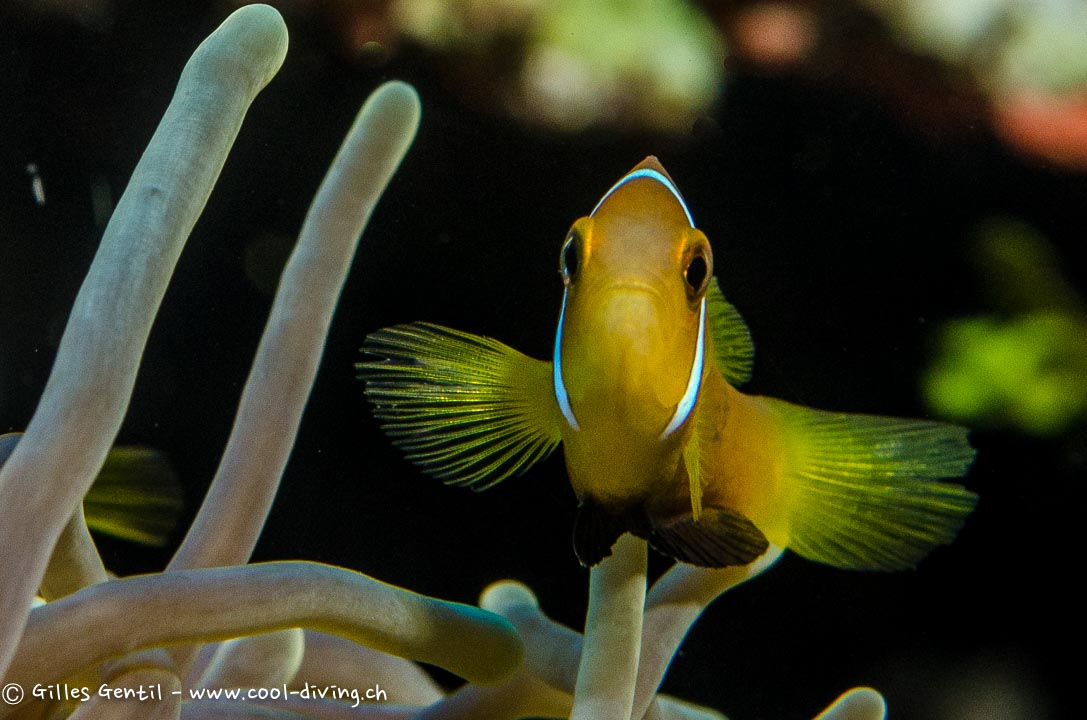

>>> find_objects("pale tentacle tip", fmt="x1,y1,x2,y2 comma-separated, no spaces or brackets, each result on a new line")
371,80,423,114
813,687,886,720
210,3,290,88
479,580,538,614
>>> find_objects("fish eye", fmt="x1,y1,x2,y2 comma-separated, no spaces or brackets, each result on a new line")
683,244,711,299
560,230,581,285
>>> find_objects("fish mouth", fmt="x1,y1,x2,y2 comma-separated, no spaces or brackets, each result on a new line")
596,280,665,300
597,288,665,345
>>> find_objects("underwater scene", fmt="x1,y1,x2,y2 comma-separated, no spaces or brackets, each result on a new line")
0,1,1082,718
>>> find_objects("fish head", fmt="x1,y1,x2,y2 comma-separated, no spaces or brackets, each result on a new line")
552,156,712,501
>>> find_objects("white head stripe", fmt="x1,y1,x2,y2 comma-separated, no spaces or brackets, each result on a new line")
553,289,580,430
660,296,706,439
590,168,694,227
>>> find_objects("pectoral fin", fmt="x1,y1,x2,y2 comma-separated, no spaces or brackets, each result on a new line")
646,507,770,568
769,398,978,570
358,322,563,490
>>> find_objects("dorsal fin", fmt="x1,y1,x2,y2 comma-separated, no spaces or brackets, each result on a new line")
706,277,754,386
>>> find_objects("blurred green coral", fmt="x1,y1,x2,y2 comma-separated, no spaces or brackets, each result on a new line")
852,0,1087,166
925,313,1087,435
392,0,724,132
522,0,723,131
924,219,1087,435
998,3,1087,93
860,0,1087,94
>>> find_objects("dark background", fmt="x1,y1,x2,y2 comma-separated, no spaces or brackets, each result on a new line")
0,2,1079,718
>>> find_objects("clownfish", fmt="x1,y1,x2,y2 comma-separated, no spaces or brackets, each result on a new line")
357,157,977,569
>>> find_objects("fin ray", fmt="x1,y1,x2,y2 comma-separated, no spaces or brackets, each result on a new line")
3,434,182,547
358,322,562,490
82,447,183,547
707,278,754,385
769,399,978,570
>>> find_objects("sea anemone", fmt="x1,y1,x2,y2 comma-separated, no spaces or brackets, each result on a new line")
0,5,888,719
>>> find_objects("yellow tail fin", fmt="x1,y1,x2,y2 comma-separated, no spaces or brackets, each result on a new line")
768,400,978,570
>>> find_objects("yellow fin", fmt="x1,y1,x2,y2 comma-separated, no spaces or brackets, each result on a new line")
358,322,562,490
83,447,183,546
707,278,754,386
3,434,182,546
768,399,978,570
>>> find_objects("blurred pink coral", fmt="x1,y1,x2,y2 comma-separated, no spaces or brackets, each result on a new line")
993,91,1087,168
728,2,818,67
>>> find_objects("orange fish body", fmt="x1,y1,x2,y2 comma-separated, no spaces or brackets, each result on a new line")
695,372,790,546
359,158,977,569
556,161,704,505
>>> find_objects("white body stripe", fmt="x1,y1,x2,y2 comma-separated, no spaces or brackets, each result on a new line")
590,167,694,227
660,296,707,439
559,163,702,437
553,289,580,430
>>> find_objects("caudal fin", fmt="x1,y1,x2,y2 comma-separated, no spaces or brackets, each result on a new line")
768,399,978,571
